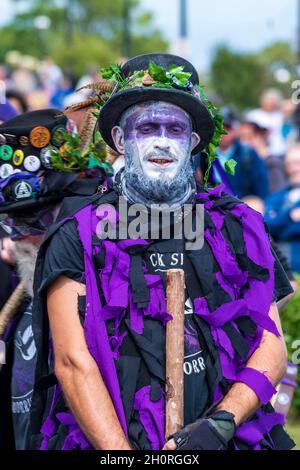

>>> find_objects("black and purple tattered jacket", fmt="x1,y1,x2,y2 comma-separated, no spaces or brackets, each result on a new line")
29,184,294,451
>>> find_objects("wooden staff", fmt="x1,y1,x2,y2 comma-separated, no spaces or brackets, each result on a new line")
165,269,185,439
0,281,26,337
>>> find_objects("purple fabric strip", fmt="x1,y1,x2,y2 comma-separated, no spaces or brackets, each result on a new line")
236,368,277,404
281,378,297,388
40,384,62,450
133,386,165,450
196,184,225,201
231,204,275,316
75,205,128,436
234,409,285,449
56,412,92,450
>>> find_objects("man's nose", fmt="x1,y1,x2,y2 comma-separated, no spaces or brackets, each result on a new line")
154,132,171,150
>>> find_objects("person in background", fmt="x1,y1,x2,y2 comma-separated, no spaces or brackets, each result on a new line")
239,121,287,193
6,90,29,115
0,99,19,124
216,108,270,200
50,74,74,110
0,100,19,307
265,143,300,274
0,108,113,450
0,230,15,310
281,99,298,148
243,195,297,303
246,89,286,158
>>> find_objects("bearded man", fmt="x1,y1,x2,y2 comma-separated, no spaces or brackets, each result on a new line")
0,108,112,449
29,54,294,451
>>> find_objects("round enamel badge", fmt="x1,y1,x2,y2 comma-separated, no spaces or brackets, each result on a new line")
14,180,33,200
29,126,51,148
13,149,25,166
19,136,29,146
51,126,66,146
24,155,41,172
0,145,13,161
40,146,55,169
0,163,14,179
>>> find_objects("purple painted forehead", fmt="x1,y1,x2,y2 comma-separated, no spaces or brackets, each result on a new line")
119,101,192,128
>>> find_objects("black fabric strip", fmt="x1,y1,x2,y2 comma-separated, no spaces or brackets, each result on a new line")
223,323,250,360
193,316,224,405
150,378,162,402
129,254,150,308
204,210,216,235
116,355,141,426
211,195,240,210
222,212,269,281
129,412,151,450
187,242,232,312
124,319,165,383
183,249,203,302
35,373,58,390
235,316,257,338
268,424,296,450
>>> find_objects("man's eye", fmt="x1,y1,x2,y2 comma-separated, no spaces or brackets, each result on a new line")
169,126,183,134
138,125,156,133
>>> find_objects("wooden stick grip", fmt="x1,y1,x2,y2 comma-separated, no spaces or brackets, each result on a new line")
165,268,185,439
0,281,26,337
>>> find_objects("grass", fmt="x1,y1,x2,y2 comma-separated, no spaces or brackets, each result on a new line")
286,421,300,449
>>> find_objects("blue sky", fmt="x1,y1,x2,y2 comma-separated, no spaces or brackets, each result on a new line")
0,0,298,72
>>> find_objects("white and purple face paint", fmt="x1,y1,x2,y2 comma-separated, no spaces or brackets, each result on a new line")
112,101,200,204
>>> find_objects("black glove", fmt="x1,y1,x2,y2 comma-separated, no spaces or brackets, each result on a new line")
171,410,236,450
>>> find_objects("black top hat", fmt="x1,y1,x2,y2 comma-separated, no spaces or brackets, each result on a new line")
98,53,215,155
0,109,109,214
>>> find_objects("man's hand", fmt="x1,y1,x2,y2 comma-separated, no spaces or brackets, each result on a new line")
163,411,236,451
164,303,287,450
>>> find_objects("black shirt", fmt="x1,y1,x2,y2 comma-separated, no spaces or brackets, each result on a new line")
11,301,36,450
42,222,209,424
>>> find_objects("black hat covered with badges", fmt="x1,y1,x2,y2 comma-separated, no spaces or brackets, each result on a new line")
0,108,112,214
98,53,215,155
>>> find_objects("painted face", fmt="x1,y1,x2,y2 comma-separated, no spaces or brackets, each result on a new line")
122,102,193,180
112,101,200,203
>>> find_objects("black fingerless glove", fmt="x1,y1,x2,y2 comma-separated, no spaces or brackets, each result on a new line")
171,410,236,450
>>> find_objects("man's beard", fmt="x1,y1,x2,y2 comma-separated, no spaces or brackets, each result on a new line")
14,241,40,298
123,145,195,204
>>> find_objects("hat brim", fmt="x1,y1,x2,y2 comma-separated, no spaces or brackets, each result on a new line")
98,87,215,155
0,194,64,214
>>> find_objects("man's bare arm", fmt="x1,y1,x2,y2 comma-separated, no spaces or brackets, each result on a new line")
164,302,287,450
47,276,131,450
214,302,287,425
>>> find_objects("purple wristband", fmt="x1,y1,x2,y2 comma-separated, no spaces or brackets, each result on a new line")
236,368,276,404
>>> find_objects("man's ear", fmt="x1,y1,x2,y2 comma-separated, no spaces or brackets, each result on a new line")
111,126,125,154
191,132,200,151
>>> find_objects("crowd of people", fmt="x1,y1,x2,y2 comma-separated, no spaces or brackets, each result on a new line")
196,89,300,279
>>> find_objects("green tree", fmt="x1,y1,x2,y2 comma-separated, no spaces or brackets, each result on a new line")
210,46,270,111
1,0,168,76
210,42,296,112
